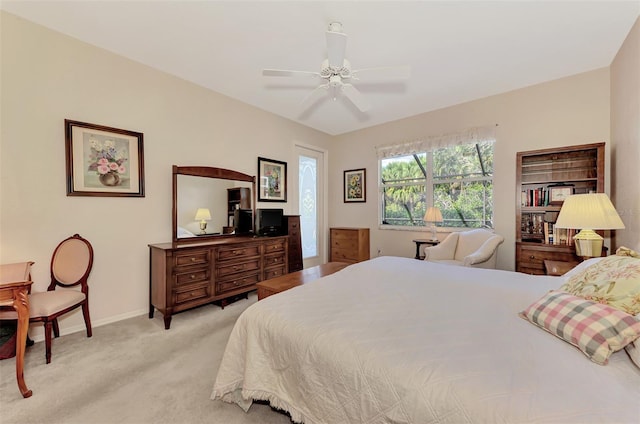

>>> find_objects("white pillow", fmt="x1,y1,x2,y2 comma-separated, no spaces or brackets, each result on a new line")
561,257,606,280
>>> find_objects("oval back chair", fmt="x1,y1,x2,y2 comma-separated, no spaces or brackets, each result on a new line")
29,234,94,363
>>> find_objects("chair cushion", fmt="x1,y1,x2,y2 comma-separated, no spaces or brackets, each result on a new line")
29,290,86,317
454,229,496,261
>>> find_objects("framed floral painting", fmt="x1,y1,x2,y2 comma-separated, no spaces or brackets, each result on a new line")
258,157,287,202
344,168,366,203
65,120,145,197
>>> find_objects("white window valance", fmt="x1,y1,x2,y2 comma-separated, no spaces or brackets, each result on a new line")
375,126,496,159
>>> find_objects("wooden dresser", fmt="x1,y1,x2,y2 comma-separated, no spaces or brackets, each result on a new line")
283,215,303,272
149,236,288,329
329,227,370,264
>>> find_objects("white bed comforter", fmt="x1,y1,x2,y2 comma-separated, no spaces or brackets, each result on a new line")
211,257,640,423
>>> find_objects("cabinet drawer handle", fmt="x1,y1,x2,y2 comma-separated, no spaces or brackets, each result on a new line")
190,274,196,280
191,257,197,262
233,265,245,271
529,255,535,259
232,249,245,255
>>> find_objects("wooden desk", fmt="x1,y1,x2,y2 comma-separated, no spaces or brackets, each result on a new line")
412,239,440,259
0,262,34,398
256,262,349,300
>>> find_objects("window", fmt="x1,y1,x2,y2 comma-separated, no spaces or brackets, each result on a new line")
380,140,494,229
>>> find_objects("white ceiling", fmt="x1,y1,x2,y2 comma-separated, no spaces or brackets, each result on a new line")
2,1,638,135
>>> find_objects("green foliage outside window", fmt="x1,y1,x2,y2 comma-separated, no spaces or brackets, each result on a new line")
380,141,494,228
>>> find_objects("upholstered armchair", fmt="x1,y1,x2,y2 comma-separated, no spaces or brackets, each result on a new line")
423,229,504,269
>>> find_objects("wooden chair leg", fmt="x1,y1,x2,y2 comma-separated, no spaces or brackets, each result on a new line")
52,318,60,338
43,321,53,364
82,302,92,338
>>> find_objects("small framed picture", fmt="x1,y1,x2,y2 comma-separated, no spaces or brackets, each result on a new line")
258,157,287,202
65,120,145,197
344,168,366,203
549,185,573,205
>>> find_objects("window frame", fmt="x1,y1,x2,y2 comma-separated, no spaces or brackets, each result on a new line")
378,141,494,231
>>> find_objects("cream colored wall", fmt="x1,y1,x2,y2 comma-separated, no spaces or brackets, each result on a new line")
330,69,611,270
0,12,331,338
611,17,640,252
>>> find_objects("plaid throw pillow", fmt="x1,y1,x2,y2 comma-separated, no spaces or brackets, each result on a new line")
520,290,640,365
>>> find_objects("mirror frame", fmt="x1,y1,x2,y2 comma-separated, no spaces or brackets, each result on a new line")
172,165,256,244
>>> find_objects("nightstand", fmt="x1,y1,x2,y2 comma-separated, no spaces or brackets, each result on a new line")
413,239,440,260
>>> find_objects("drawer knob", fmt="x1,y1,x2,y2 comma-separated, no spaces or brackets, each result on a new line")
190,274,196,280
191,257,196,262
529,255,535,259
232,249,245,255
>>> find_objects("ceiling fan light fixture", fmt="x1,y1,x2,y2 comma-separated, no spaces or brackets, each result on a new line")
328,22,343,33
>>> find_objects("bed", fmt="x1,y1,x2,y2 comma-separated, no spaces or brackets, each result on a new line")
211,256,640,423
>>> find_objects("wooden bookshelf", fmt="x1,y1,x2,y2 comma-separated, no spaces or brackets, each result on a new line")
515,142,605,274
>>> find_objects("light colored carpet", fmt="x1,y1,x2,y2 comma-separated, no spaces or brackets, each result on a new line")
0,293,292,424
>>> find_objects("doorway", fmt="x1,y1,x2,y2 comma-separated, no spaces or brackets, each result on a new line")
295,144,326,268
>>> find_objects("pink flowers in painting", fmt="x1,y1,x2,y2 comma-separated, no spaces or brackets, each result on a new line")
88,138,127,176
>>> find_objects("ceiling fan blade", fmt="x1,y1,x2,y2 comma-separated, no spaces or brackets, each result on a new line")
299,84,329,110
263,69,320,78
341,84,371,112
352,66,411,80
326,30,347,69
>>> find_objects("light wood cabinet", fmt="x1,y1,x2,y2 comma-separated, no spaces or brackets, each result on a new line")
515,142,605,274
329,227,370,264
149,236,288,329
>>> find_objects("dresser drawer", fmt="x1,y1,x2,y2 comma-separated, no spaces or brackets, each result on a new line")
263,239,286,254
264,266,287,280
517,245,578,275
174,268,210,286
173,249,210,268
330,247,358,262
217,259,260,278
217,273,260,293
264,253,286,268
174,284,209,305
217,245,260,262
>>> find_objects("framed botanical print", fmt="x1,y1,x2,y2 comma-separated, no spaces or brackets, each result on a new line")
344,168,366,203
258,157,287,202
65,120,145,197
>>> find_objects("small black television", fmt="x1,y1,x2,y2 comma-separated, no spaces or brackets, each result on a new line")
234,209,253,235
256,208,283,237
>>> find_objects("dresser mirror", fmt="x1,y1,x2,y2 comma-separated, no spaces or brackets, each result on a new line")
172,166,256,243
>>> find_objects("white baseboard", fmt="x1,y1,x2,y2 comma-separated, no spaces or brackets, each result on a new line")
27,308,148,343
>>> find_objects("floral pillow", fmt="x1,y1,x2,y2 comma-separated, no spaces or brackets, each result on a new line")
559,249,640,316
520,290,640,365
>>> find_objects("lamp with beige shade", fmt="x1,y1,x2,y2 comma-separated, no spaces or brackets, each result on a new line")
554,193,625,258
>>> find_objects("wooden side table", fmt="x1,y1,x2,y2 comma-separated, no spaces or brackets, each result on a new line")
0,262,34,398
256,262,349,300
412,239,440,259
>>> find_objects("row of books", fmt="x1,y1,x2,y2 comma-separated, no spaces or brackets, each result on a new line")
544,222,575,245
520,188,550,207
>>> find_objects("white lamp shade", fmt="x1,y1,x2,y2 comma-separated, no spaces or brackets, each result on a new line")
423,207,443,223
194,208,211,221
554,193,625,230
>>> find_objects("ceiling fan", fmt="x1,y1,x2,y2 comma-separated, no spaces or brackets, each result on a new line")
262,22,411,113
